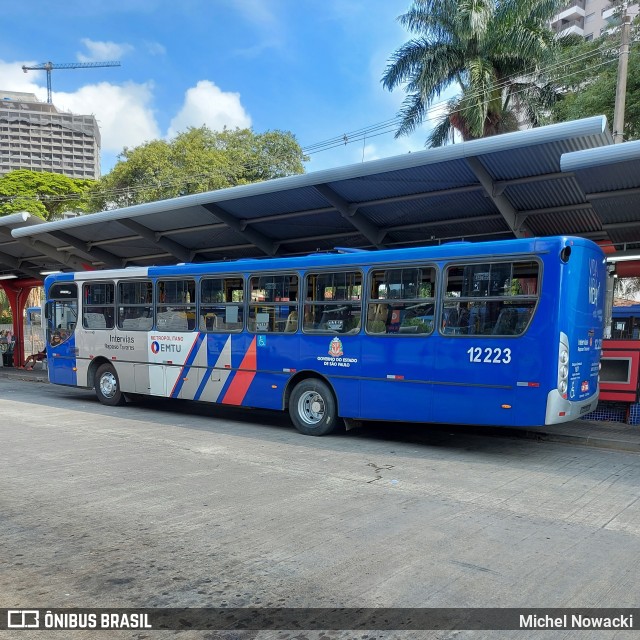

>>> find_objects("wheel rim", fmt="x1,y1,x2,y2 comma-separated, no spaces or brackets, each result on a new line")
99,371,118,399
298,390,325,425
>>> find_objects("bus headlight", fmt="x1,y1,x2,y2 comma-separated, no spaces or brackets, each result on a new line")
560,365,568,379
560,350,569,365
559,380,568,394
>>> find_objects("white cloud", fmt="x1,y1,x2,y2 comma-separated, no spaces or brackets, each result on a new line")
229,0,278,29
144,41,166,56
167,80,251,138
53,81,160,153
0,59,49,102
77,38,133,62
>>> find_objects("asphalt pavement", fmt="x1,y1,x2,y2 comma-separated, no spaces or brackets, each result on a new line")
1,363,639,453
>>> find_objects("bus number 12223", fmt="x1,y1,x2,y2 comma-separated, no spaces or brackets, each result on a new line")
467,347,512,364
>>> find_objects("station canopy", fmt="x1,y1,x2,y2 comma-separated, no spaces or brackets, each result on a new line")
3,115,640,281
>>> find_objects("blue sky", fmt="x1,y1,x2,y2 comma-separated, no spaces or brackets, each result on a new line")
0,0,453,176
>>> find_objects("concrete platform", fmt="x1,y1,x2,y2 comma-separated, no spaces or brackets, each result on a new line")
1,363,639,453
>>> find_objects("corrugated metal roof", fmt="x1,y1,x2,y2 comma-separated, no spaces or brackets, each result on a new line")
5,114,640,280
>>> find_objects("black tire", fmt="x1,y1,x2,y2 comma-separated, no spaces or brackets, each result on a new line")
289,379,337,436
95,363,126,406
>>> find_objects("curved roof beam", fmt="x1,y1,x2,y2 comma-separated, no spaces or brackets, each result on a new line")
118,219,192,263
313,183,387,248
201,203,280,256
46,230,125,269
466,157,528,238
6,231,93,271
0,248,42,279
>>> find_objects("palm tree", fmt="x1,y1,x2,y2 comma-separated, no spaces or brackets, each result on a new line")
382,0,564,146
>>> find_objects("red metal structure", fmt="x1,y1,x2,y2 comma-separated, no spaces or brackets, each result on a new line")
0,278,42,368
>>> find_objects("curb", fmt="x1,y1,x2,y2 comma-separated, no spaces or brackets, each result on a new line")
0,371,48,383
523,429,640,453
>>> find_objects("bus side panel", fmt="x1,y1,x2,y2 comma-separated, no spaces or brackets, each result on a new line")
241,333,300,411
512,321,556,426
430,336,517,426
355,336,434,422
298,334,362,418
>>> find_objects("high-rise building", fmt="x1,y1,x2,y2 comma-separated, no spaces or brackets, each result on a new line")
0,90,100,180
551,1,638,41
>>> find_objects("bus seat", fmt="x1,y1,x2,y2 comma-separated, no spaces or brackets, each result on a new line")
138,316,153,331
374,304,389,323
367,303,388,333
83,312,107,329
200,313,218,331
121,317,140,330
344,316,361,334
157,311,189,331
493,307,518,335
284,311,298,332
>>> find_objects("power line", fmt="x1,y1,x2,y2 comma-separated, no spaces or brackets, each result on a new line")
1,40,625,209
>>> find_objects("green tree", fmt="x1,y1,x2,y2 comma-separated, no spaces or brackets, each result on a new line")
90,126,307,210
551,26,640,141
382,0,563,146
0,170,95,220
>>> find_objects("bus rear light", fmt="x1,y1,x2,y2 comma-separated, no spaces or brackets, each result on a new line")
559,411,566,417
558,334,570,396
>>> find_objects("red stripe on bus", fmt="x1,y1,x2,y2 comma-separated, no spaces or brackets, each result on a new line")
222,337,257,405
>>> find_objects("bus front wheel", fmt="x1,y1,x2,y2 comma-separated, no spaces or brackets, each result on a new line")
289,379,337,436
95,363,126,406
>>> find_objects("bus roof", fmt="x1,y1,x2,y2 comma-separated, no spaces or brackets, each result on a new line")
47,236,599,282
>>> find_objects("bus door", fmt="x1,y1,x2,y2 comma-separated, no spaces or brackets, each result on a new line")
45,281,78,386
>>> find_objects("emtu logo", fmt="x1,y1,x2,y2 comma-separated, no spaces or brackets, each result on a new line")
150,341,181,354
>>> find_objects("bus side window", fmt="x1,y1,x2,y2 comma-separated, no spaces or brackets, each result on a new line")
303,271,362,335
367,266,435,336
248,274,298,334
442,261,539,336
118,280,154,331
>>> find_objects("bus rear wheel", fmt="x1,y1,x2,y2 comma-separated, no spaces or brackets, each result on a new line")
95,363,126,406
289,379,337,436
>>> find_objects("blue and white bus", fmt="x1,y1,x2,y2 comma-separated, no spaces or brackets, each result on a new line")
44,236,605,435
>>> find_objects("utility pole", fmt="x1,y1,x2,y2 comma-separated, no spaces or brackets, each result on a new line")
613,10,632,143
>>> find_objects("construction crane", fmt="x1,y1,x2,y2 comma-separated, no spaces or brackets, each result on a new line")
21,61,121,104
